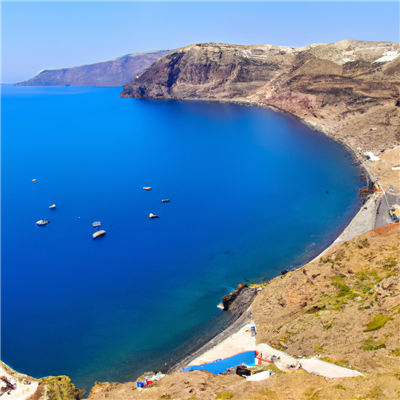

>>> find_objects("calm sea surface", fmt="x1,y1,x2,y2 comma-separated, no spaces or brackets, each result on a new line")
1,85,362,392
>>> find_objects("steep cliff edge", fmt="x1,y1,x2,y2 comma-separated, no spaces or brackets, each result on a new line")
15,50,171,87
121,40,400,154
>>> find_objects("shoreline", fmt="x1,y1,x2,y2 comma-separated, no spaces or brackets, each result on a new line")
164,97,389,375
3,92,396,397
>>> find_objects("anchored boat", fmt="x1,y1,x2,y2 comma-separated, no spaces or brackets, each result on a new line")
143,187,152,191
93,230,106,239
36,219,50,226
149,213,159,218
49,204,56,209
161,199,170,203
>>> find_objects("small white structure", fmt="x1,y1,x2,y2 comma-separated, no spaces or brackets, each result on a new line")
245,370,274,381
366,152,380,161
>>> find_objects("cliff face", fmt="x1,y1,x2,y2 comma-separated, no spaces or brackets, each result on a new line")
15,50,171,87
121,40,400,153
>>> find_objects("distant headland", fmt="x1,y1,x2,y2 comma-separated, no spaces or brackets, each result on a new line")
14,50,171,87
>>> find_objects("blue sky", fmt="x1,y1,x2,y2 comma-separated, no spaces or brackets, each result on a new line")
2,1,399,83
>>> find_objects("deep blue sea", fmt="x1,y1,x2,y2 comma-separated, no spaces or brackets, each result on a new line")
1,85,362,393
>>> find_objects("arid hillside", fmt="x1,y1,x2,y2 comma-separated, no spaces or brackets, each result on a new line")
86,223,400,400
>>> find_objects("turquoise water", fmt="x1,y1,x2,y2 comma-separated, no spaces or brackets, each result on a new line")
1,85,362,393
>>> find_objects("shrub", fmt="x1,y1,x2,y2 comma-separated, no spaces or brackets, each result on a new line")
333,384,346,390
331,276,351,296
216,393,234,399
390,348,400,356
361,344,386,351
357,239,370,249
364,314,392,332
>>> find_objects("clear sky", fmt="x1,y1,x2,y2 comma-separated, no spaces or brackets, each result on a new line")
1,1,399,83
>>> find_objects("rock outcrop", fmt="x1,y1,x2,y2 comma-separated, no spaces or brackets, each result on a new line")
121,40,400,154
15,50,171,87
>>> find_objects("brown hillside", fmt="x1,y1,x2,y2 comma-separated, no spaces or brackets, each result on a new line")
88,224,400,400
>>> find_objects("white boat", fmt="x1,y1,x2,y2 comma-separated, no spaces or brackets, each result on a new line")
149,213,159,218
161,199,170,203
36,219,50,226
93,230,106,238
143,187,152,191
49,204,56,209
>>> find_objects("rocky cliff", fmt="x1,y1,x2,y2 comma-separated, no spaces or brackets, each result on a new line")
121,40,400,153
15,50,171,87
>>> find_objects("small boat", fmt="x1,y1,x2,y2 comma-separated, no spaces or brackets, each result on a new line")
143,187,152,191
149,213,159,218
92,221,101,228
161,199,170,203
93,230,106,239
36,219,50,226
32,179,37,182
49,204,56,209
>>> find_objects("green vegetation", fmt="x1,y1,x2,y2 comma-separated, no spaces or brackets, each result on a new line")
251,363,282,375
331,276,352,297
216,393,234,399
40,376,86,400
382,257,398,270
304,387,315,397
321,357,349,368
319,257,334,264
304,387,322,399
356,239,370,249
361,343,386,351
314,343,326,353
364,314,392,332
390,348,400,356
333,384,346,390
323,323,332,330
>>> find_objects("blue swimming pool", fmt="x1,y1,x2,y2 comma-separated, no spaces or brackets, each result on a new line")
181,351,257,374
